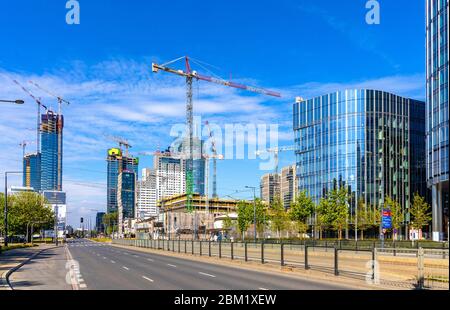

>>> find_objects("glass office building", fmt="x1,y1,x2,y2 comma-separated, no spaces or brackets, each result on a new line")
107,148,139,214
426,0,449,241
23,153,41,192
40,112,63,191
294,90,426,237
118,171,136,219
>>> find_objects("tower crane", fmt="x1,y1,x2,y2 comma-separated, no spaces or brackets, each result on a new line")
29,81,70,192
19,140,35,159
256,145,298,199
204,121,221,199
13,80,49,154
106,135,132,157
152,56,281,212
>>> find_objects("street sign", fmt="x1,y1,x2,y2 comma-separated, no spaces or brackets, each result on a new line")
382,208,392,229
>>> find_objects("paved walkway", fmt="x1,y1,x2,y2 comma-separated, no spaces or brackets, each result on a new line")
0,244,53,290
8,246,72,290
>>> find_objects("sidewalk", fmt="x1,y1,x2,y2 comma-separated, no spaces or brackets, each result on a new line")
0,244,56,290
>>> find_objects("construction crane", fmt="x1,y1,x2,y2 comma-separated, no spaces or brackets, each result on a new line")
13,80,49,154
106,135,132,156
256,145,298,176
19,140,35,159
152,56,281,214
204,121,221,199
29,81,70,192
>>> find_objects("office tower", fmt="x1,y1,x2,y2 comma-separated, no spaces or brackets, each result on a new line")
280,165,298,209
294,90,427,237
260,173,280,204
154,151,186,202
426,0,449,241
106,147,139,214
23,153,41,192
40,112,63,191
136,168,158,219
117,171,136,234
95,212,106,233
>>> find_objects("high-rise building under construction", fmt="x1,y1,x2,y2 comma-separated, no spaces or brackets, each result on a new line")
40,112,64,191
107,148,139,214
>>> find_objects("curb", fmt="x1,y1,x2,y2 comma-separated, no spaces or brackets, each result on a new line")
0,245,58,290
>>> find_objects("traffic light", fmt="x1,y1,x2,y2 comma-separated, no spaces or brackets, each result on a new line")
81,217,84,223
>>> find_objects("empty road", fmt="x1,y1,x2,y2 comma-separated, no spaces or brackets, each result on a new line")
10,239,352,290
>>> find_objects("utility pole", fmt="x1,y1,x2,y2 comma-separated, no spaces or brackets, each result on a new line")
54,204,59,246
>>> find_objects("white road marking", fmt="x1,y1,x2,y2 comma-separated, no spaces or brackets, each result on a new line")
147,258,154,262
199,272,216,278
111,260,116,264
123,266,130,270
167,264,177,268
142,276,154,282
79,284,87,288
133,255,139,258
103,257,107,259
259,287,269,290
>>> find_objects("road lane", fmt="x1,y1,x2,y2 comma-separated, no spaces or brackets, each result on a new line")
65,239,349,290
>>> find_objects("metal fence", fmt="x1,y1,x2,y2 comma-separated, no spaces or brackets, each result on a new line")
113,238,449,290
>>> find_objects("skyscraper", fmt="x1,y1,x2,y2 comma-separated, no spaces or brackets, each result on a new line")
280,165,298,209
154,151,186,202
40,112,63,191
426,0,449,241
260,173,280,204
23,153,41,192
106,147,139,214
136,168,158,219
117,171,136,234
294,90,427,238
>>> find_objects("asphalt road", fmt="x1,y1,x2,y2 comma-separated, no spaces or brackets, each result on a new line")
11,239,351,290
67,239,349,290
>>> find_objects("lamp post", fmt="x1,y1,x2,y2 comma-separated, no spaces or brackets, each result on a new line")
0,99,24,105
245,186,257,242
4,172,23,246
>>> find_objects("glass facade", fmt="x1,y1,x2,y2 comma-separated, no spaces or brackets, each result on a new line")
118,171,136,219
23,153,41,191
294,90,426,235
426,0,449,240
106,148,139,214
40,113,63,191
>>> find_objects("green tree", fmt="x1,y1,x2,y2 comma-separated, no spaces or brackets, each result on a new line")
317,187,349,239
289,191,314,237
102,212,118,236
316,197,331,239
269,196,288,239
3,192,54,241
356,199,375,240
236,201,253,240
409,193,432,236
384,195,404,241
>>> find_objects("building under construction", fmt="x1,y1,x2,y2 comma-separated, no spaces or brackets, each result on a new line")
106,147,139,214
157,193,237,239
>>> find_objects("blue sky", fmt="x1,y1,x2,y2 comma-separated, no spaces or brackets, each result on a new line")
0,0,427,227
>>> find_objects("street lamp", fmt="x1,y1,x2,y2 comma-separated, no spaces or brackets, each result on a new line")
245,186,257,242
4,171,23,246
0,99,24,105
